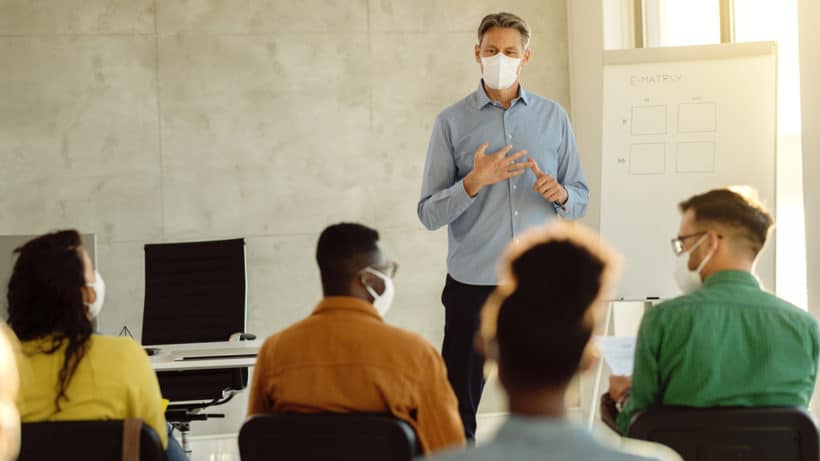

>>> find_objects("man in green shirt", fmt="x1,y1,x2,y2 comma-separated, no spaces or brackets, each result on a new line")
603,187,820,435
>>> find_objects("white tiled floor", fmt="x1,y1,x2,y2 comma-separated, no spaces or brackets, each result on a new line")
181,433,240,461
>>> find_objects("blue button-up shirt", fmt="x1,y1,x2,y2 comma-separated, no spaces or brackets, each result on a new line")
418,81,589,285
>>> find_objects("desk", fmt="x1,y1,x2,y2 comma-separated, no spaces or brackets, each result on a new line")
148,341,260,455
149,340,262,372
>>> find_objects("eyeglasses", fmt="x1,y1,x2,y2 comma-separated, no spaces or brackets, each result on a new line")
670,232,722,256
671,232,707,255
371,260,399,278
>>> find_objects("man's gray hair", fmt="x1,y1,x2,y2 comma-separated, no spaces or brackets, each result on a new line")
477,12,531,49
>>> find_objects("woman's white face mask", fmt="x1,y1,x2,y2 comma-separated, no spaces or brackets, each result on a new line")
85,270,105,319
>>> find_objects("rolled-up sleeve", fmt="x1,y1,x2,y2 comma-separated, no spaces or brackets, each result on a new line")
554,109,589,220
417,115,476,231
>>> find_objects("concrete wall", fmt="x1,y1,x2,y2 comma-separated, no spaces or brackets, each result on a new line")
566,0,605,420
567,0,604,232
0,0,571,433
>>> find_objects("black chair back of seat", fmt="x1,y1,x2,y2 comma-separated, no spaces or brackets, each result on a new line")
239,413,420,461
20,420,165,461
142,238,249,404
627,406,819,461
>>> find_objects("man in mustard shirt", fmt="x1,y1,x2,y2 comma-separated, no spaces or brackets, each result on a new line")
248,223,465,455
603,188,820,434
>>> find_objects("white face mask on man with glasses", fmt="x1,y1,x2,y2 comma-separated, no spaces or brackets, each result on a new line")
671,232,717,294
361,261,398,317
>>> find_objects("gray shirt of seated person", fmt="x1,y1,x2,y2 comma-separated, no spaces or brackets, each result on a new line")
426,416,660,461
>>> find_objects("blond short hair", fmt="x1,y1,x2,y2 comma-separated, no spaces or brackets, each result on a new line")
477,12,532,49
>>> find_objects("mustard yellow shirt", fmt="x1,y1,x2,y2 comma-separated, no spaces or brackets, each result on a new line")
248,296,466,455
18,334,168,448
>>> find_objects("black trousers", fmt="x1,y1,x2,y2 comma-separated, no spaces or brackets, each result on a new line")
441,274,496,440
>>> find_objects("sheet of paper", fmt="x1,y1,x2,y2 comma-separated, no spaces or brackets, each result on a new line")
594,335,636,376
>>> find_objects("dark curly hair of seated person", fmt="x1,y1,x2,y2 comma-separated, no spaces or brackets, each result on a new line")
481,223,620,392
6,229,92,412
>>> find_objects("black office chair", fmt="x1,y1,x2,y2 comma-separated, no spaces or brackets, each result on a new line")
142,238,250,454
627,406,819,461
19,419,165,461
238,413,421,461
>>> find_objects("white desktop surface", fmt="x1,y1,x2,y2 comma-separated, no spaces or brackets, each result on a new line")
148,340,261,371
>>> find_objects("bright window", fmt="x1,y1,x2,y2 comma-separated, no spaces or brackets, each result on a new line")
644,0,721,47
735,0,807,308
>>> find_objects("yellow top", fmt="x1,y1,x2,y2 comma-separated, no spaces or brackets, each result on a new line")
18,334,168,448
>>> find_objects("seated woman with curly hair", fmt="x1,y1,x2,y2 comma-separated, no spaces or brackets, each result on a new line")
7,230,186,460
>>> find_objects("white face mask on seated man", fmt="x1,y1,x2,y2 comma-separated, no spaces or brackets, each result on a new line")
673,233,716,294
361,267,395,317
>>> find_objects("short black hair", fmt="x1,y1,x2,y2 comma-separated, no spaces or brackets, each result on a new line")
316,223,380,296
496,235,610,390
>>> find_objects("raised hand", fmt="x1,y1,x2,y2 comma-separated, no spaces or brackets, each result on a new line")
529,160,568,205
463,143,529,197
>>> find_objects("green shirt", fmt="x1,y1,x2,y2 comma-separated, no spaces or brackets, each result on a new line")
617,270,820,434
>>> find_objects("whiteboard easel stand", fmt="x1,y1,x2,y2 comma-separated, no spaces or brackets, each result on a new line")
588,300,614,428
587,299,657,428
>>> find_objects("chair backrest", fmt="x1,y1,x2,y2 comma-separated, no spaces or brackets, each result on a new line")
142,238,249,402
19,420,165,461
142,238,246,346
627,406,819,461
239,413,420,461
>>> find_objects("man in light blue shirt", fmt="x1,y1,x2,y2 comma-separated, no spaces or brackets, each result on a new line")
418,12,589,439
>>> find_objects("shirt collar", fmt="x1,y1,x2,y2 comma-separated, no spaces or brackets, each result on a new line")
312,296,382,321
473,80,530,110
702,270,761,290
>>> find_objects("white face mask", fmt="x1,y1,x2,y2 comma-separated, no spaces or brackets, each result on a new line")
362,268,395,317
480,52,522,90
85,270,106,319
673,235,714,294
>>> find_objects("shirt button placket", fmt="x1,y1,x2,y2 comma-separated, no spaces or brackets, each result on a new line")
504,113,517,243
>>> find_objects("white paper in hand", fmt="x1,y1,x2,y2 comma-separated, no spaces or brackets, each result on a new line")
594,336,636,376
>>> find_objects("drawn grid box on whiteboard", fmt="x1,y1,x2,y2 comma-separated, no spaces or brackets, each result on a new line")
631,105,667,135
678,102,717,132
630,143,666,175
677,141,716,173
601,42,777,300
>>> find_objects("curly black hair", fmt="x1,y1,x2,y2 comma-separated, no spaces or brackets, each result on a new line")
497,236,608,390
6,230,93,411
